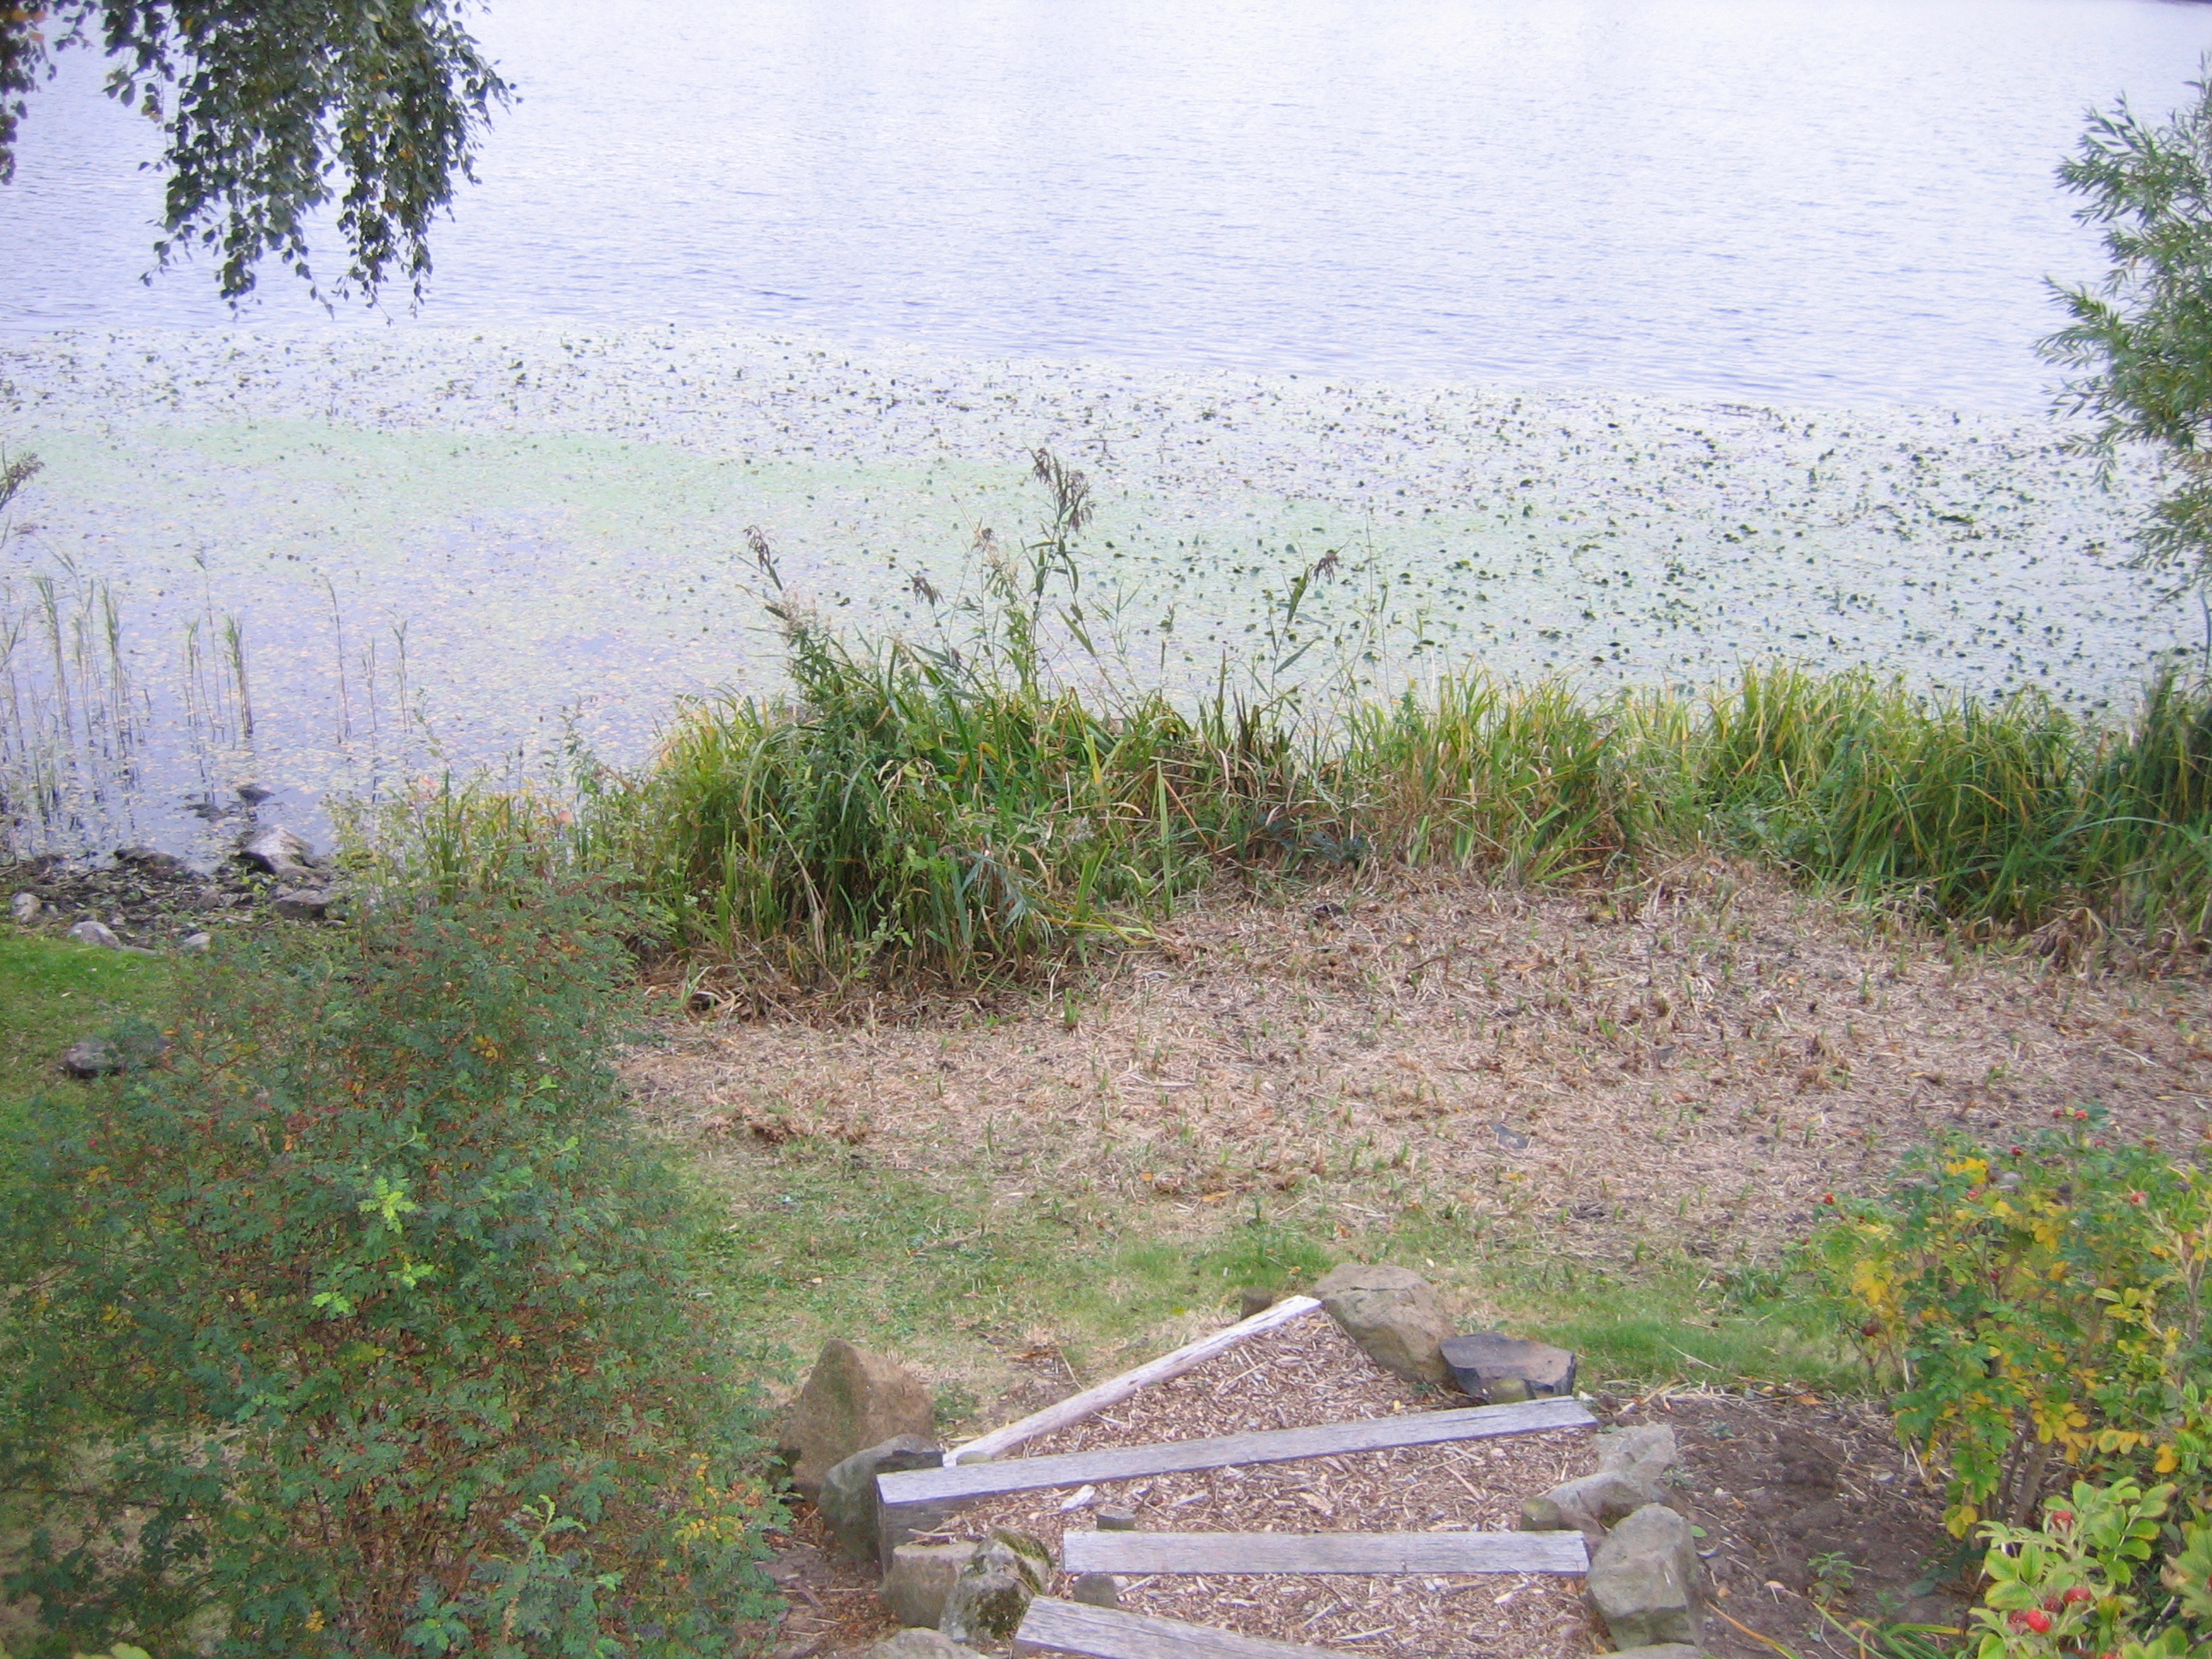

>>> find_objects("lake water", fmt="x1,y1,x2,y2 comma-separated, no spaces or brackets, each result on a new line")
4,2,2212,860
9,0,2212,406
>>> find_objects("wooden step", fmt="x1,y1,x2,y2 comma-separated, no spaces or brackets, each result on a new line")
1014,1595,1354,1659
1062,1528,1589,1577
878,1395,1592,1525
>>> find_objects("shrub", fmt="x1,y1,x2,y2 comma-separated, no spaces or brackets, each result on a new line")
1806,1111,2211,1537
0,884,778,1656
1966,1474,2212,1659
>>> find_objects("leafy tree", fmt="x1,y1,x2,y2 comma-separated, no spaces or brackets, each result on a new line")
0,2,508,304
2046,67,2212,596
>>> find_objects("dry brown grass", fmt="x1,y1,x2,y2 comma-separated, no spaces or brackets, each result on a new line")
630,859,2212,1276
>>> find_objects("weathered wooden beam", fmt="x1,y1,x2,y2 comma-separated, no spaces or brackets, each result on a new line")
879,1395,1593,1519
1014,1596,1353,1659
1062,1528,1590,1576
946,1295,1324,1467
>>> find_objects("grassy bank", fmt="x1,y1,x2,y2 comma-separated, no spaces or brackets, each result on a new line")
355,474,2212,992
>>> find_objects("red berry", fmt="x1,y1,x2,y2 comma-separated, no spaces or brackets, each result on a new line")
2024,1610,2053,1634
2050,1510,2075,1527
1820,1193,1837,1204
2063,1588,2093,1605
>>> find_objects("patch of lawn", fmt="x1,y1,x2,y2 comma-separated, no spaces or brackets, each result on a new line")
0,932,172,1132
684,1136,1856,1431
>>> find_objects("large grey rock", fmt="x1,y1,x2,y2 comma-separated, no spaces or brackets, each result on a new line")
1441,1331,1577,1402
864,1630,981,1659
821,1435,943,1563
778,1340,935,1499
1313,1262,1453,1386
271,886,333,921
1520,1470,1652,1542
1598,1424,1679,1502
881,1540,981,1629
238,824,315,875
61,1027,168,1080
67,919,121,949
11,892,40,924
1589,1504,1703,1649
178,932,214,956
939,1532,1049,1645
116,846,189,877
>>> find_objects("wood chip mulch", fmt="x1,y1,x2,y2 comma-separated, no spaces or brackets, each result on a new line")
945,1310,1600,1659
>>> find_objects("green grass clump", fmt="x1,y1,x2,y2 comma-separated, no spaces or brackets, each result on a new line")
348,457,2212,989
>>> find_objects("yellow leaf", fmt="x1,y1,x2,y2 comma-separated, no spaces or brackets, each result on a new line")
2156,1443,2180,1474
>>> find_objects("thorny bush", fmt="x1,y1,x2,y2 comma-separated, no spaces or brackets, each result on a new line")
1806,1110,2210,1537
0,884,779,1657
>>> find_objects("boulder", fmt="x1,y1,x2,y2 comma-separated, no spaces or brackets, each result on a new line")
67,919,122,949
1588,1504,1703,1649
939,1532,1048,1645
11,892,40,924
1440,1331,1577,1402
116,846,189,877
271,887,332,921
1597,1424,1679,1502
1313,1262,1452,1386
779,1340,934,1499
238,824,314,875
821,1435,943,1564
1519,1470,1651,1542
178,932,214,956
61,1027,167,1080
881,1540,981,1628
864,1631,980,1659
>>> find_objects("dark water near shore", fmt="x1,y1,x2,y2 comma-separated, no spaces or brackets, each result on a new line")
6,0,2212,408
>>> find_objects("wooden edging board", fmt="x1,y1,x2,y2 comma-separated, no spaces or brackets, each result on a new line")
946,1296,1323,1466
1061,1528,1590,1577
1014,1595,1353,1659
879,1395,1593,1514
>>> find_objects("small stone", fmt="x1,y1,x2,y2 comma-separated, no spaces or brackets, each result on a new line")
271,887,332,921
940,1532,1048,1644
1588,1504,1703,1649
1239,1286,1278,1319
1604,1646,1702,1659
864,1630,981,1659
880,1540,980,1628
1070,1573,1121,1609
235,782,276,805
777,1340,935,1499
1313,1262,1453,1387
10,892,40,923
1520,1470,1651,1542
1095,1506,1138,1531
820,1435,943,1563
67,919,122,949
1441,1330,1578,1402
178,932,213,955
237,824,314,874
116,846,188,877
1598,1424,1680,1501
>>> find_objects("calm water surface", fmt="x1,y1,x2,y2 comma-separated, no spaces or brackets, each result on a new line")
7,0,2212,406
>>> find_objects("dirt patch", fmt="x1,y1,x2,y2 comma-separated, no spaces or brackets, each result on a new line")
633,862,2212,1284
763,1310,1967,1659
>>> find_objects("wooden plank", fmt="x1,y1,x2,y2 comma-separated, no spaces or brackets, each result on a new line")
1014,1596,1353,1659
948,1296,1324,1466
879,1395,1592,1510
1062,1528,1590,1577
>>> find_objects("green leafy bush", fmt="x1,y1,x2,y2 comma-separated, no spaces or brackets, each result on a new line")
0,885,778,1656
1967,1476,2212,1659
1806,1112,2210,1537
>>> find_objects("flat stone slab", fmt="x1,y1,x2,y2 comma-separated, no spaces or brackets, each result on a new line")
1014,1596,1353,1659
1440,1331,1577,1402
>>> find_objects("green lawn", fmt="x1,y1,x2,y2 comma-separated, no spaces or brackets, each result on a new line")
0,933,172,1132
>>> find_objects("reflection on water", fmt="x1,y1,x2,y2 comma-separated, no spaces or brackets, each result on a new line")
5,1,2212,407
